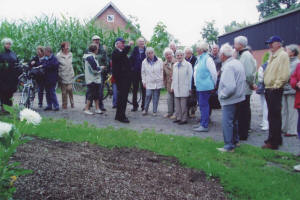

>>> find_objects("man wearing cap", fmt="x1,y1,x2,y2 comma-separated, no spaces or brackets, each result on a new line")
263,36,290,150
112,38,134,123
89,35,109,111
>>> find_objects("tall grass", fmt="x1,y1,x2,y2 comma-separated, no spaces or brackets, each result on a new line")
0,15,141,74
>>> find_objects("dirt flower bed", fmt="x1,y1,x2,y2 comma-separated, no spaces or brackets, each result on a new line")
12,138,227,200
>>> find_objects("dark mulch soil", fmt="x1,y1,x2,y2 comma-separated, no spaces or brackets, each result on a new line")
12,138,227,200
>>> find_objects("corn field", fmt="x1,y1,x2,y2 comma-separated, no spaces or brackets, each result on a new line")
0,16,141,74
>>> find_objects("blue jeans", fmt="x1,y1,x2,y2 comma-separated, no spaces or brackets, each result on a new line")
45,85,59,109
144,89,160,113
112,83,118,107
222,103,240,150
197,91,211,128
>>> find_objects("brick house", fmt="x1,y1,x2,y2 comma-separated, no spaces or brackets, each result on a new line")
93,1,132,32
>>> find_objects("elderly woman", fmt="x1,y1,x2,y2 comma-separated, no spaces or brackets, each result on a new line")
141,47,164,116
163,48,176,119
0,38,20,112
282,44,300,137
171,50,193,124
57,42,75,109
29,46,45,108
193,42,217,132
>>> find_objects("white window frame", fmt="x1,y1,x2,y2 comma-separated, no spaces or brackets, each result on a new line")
107,15,114,23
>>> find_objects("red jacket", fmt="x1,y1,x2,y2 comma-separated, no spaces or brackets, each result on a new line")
290,63,300,108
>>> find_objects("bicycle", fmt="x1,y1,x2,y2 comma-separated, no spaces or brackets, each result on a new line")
18,63,42,109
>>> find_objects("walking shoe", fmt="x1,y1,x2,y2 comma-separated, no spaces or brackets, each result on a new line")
142,110,148,116
84,110,94,115
38,104,43,108
261,143,278,150
112,106,117,109
294,164,300,172
178,121,187,125
153,113,157,117
164,113,171,118
261,126,269,131
217,148,234,153
44,107,52,111
131,107,138,112
193,124,200,128
189,114,196,118
235,143,241,147
71,104,75,108
53,108,59,111
100,108,107,112
173,120,181,123
170,115,176,120
284,133,297,137
95,109,103,114
193,126,208,132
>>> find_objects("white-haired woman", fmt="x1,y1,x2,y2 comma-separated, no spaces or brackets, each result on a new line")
141,47,164,116
0,38,20,112
193,42,217,132
163,48,176,119
171,50,193,124
282,44,300,137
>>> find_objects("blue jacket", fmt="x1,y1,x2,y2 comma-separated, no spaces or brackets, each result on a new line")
130,46,146,72
195,53,215,91
43,54,59,86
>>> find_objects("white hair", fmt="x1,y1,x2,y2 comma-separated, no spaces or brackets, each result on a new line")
145,47,155,56
234,36,248,47
220,43,234,57
1,38,13,45
137,37,145,43
184,47,193,53
212,44,219,49
286,44,299,57
169,42,176,48
175,49,184,56
163,47,174,57
196,42,209,52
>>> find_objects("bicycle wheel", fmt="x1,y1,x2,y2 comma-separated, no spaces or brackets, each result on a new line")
127,87,142,105
19,87,30,108
102,82,112,100
73,74,86,94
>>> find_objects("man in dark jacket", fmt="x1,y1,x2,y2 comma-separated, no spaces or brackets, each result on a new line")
43,46,60,111
112,38,134,123
0,38,20,111
129,37,146,111
185,47,197,117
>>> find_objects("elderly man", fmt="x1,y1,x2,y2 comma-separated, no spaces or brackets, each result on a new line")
234,36,256,140
217,43,246,152
89,35,109,112
184,47,197,117
263,36,290,150
169,42,177,55
112,38,134,123
129,37,146,111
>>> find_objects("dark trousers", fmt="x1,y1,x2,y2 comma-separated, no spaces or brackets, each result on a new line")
37,81,45,106
265,89,283,146
0,91,13,107
115,78,131,120
298,109,300,139
45,84,59,109
98,74,106,109
131,71,145,109
237,95,251,140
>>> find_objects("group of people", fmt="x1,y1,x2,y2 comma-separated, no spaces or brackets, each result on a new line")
1,34,300,160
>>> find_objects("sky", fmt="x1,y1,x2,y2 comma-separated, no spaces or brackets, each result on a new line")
0,0,260,46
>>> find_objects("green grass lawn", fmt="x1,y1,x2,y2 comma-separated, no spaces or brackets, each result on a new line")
2,116,300,200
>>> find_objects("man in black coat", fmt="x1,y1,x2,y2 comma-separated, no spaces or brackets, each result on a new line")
112,38,134,123
129,37,146,111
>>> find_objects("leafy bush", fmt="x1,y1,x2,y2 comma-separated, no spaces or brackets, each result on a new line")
0,16,141,74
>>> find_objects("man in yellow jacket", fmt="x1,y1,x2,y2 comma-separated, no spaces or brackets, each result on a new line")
263,36,290,150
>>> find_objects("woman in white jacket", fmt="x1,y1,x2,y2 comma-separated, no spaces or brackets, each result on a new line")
141,47,164,116
171,50,193,124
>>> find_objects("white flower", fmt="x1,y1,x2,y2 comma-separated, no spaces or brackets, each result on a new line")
20,108,42,125
0,121,13,137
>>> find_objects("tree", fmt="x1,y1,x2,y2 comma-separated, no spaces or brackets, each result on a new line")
200,20,219,46
257,0,300,19
224,21,251,33
148,21,178,58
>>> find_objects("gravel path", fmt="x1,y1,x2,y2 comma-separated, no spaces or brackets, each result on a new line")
13,92,300,154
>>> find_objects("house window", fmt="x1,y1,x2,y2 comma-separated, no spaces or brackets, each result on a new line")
107,15,114,23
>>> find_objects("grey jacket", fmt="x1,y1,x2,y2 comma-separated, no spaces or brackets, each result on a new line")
283,57,300,95
218,57,246,106
83,52,102,85
57,51,75,84
237,49,256,95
